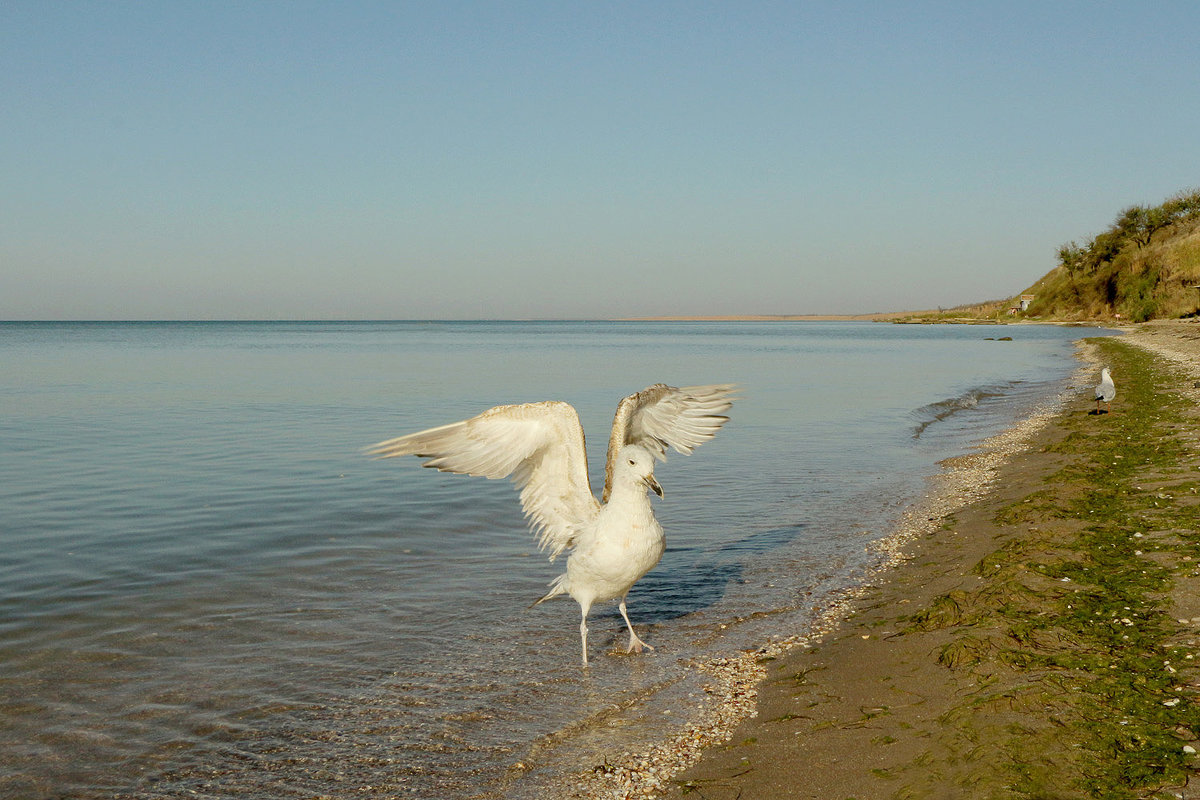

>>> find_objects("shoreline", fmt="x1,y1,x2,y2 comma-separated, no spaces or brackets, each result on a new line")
562,319,1200,799
618,313,1121,326
557,332,1111,798
617,313,922,321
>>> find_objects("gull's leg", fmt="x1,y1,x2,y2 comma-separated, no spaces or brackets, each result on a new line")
618,598,653,654
579,600,592,666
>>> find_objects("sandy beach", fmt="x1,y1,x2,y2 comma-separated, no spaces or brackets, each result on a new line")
563,319,1200,800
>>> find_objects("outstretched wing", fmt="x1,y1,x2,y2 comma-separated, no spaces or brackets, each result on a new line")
367,400,599,560
603,383,737,502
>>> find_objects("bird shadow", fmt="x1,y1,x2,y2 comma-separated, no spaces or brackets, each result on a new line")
606,523,808,626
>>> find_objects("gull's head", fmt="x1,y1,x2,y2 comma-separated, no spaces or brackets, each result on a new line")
616,444,663,499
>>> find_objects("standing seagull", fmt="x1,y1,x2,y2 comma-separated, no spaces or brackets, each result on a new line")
367,383,736,665
1094,367,1116,414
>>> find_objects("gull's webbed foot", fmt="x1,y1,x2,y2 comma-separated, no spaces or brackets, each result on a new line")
626,632,654,654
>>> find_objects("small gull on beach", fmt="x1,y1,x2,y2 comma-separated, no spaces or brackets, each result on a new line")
367,383,736,665
1095,367,1116,413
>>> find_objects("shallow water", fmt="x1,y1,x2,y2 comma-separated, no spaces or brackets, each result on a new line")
0,320,1114,798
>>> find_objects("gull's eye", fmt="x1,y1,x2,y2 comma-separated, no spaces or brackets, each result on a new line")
628,458,635,465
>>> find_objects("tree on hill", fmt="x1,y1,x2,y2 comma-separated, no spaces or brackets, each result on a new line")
1020,188,1200,322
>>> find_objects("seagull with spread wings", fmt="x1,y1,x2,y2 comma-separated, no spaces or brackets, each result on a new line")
367,383,736,665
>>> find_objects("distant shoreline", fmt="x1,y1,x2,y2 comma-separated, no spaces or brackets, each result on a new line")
622,313,1125,327
0,313,1124,326
619,312,919,322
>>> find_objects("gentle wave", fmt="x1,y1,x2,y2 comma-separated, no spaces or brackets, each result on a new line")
910,382,1017,439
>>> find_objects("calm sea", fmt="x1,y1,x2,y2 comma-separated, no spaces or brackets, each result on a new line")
0,320,1112,799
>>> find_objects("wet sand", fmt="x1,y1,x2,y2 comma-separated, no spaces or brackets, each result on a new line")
565,319,1200,799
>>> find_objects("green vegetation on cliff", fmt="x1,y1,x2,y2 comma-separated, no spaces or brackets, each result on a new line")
1020,189,1200,322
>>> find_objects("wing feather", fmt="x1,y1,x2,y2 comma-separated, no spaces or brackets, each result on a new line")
367,401,599,560
603,383,737,502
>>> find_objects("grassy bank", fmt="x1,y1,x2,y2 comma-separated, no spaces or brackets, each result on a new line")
901,337,1200,798
663,335,1200,799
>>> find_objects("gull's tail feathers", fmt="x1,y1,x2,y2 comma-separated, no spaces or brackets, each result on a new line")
531,573,569,608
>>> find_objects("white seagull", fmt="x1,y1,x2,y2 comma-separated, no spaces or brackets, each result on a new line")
1094,367,1116,413
367,383,736,665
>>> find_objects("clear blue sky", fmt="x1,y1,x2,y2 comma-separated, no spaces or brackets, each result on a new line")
3,1,1198,319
